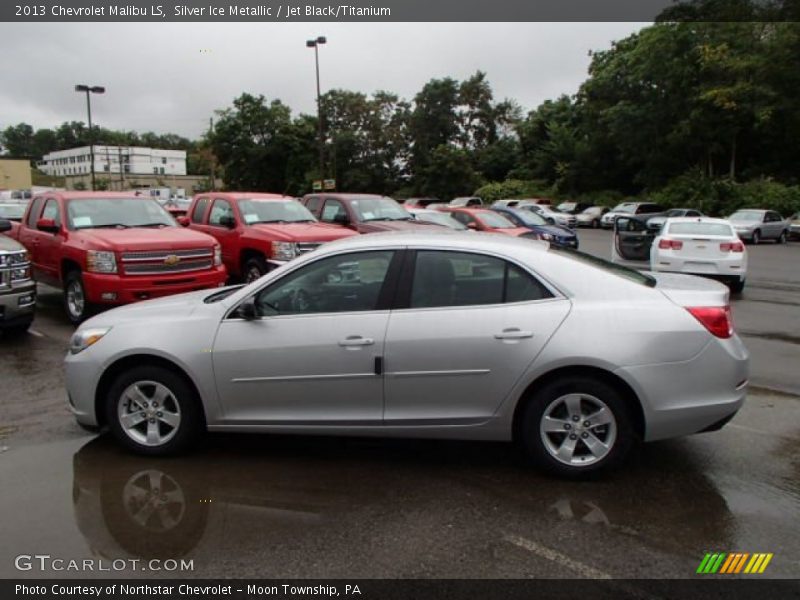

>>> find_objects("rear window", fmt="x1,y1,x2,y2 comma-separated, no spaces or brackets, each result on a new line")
667,222,734,236
548,245,656,287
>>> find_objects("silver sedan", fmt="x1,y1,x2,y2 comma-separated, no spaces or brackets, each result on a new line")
65,232,749,476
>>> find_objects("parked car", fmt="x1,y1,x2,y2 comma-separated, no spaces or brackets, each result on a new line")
183,193,358,283
575,206,610,229
449,196,484,207
65,231,749,477
0,219,36,334
556,201,593,215
159,197,192,218
407,207,468,230
789,212,800,240
443,208,537,238
650,217,747,293
491,206,578,248
728,209,790,245
646,208,704,233
0,203,27,222
300,193,444,234
403,197,441,208
517,203,577,229
600,202,666,229
6,192,227,324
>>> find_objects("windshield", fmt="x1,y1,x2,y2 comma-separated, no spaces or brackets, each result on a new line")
479,211,516,228
414,211,467,230
351,197,411,221
667,222,734,236
549,245,656,287
729,210,762,222
510,209,547,226
581,206,601,215
238,198,315,224
611,204,635,214
557,202,576,212
665,209,686,217
66,198,176,230
0,204,26,220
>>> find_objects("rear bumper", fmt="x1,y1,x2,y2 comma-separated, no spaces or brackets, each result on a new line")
0,280,36,327
652,256,746,282
617,334,749,442
82,266,227,304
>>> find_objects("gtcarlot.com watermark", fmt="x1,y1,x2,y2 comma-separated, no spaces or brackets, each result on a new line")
14,554,194,573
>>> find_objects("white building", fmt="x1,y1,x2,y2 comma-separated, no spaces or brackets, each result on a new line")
38,146,187,178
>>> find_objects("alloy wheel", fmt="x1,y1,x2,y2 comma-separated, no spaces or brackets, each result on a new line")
117,380,182,447
539,393,617,467
66,280,85,319
122,469,186,532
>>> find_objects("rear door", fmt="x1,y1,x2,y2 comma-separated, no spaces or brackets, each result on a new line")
614,215,655,262
36,198,64,284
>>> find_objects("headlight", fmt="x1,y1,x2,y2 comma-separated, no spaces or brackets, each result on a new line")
271,241,297,261
213,245,222,266
70,327,112,354
539,233,554,241
86,250,117,273
11,267,30,281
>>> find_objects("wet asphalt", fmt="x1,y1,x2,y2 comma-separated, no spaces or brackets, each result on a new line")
0,229,798,580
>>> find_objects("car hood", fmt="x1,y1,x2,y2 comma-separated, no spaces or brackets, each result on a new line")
82,288,217,328
250,222,358,242
356,220,442,233
731,221,757,228
0,234,25,253
73,227,216,252
535,224,575,237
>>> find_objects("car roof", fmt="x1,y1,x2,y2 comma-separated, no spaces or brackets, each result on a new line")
732,208,767,213
307,193,389,200
444,207,493,215
35,191,145,200
663,216,732,225
318,230,548,254
204,192,289,200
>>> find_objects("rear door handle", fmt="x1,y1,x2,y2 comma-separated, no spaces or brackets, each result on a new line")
338,336,375,347
494,328,534,340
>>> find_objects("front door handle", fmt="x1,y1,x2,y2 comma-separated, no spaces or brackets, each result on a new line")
338,336,375,347
494,328,534,340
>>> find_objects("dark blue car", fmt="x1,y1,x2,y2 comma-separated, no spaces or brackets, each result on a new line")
492,207,579,248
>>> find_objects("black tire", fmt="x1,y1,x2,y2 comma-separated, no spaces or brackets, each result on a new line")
729,279,746,294
777,230,787,244
243,255,270,283
105,364,204,456
519,376,635,478
63,270,93,325
751,229,761,245
591,219,599,229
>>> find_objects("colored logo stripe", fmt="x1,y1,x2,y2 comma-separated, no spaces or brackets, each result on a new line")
698,552,773,574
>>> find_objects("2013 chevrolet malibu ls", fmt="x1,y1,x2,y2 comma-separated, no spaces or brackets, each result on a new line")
64,232,749,476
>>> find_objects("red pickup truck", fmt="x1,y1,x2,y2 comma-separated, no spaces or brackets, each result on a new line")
6,192,228,323
182,192,358,282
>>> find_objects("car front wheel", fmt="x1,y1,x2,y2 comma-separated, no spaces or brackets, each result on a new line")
106,365,204,456
751,229,761,245
778,230,787,244
244,256,270,283
64,270,92,325
519,376,634,477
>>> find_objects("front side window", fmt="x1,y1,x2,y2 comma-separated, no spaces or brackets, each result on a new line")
321,200,347,223
254,251,395,316
42,199,61,227
409,251,553,309
26,197,45,227
208,199,234,226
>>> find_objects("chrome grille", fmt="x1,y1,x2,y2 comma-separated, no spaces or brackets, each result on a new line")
124,259,213,275
296,242,322,254
121,248,213,262
0,252,31,288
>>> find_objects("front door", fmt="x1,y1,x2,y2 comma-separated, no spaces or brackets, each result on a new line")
614,215,655,262
383,250,570,423
212,250,399,424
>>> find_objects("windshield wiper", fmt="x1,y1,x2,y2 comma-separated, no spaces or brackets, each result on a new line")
133,223,169,228
85,223,130,229
252,219,288,224
363,217,393,222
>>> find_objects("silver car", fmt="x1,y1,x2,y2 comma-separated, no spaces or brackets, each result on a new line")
65,232,748,476
729,209,791,244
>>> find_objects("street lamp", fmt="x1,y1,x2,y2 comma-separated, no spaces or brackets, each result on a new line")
74,84,105,191
306,36,326,181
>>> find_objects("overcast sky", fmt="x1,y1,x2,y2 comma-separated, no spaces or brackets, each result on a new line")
0,22,645,140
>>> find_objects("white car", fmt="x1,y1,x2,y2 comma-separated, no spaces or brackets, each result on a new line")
518,203,577,228
650,217,747,293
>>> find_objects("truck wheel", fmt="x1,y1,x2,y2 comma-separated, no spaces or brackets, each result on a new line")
244,256,269,283
64,271,93,325
105,364,204,456
518,376,634,478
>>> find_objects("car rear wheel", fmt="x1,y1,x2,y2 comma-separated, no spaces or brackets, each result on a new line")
106,365,204,456
519,376,634,477
729,278,746,294
591,219,599,229
778,230,787,244
243,256,270,283
751,229,761,245
64,270,93,325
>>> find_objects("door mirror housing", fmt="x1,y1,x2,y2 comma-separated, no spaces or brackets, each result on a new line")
332,213,349,226
0,218,11,233
220,215,236,228
237,297,259,320
466,222,478,230
36,218,59,233
177,216,190,227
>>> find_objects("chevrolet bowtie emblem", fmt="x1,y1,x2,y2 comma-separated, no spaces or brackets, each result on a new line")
164,255,181,266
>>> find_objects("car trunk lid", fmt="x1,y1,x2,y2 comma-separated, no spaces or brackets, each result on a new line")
650,271,729,307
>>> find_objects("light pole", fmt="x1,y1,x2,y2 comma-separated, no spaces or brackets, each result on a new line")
306,36,326,181
75,84,105,190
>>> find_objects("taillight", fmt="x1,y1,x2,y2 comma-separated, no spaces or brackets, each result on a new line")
720,241,744,252
686,306,733,339
658,239,683,250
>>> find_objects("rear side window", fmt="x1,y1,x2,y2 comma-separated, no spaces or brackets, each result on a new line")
667,222,733,236
26,197,45,227
409,251,553,309
191,197,210,223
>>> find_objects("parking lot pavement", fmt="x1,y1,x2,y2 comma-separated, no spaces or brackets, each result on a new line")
0,232,798,579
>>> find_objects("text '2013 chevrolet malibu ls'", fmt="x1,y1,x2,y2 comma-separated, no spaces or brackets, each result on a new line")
64,231,749,477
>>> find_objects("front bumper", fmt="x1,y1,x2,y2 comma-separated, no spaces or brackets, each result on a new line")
0,280,36,328
64,346,105,427
82,266,228,305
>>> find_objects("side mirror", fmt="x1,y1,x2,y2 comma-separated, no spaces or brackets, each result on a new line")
0,218,11,233
546,218,555,225
220,215,236,228
467,222,478,230
333,213,349,226
177,216,190,227
237,297,258,320
36,218,59,233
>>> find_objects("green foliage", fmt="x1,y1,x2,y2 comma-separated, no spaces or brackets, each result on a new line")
474,179,553,203
416,145,482,200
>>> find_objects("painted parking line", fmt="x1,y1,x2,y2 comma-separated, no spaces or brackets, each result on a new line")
504,533,613,579
28,329,44,338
